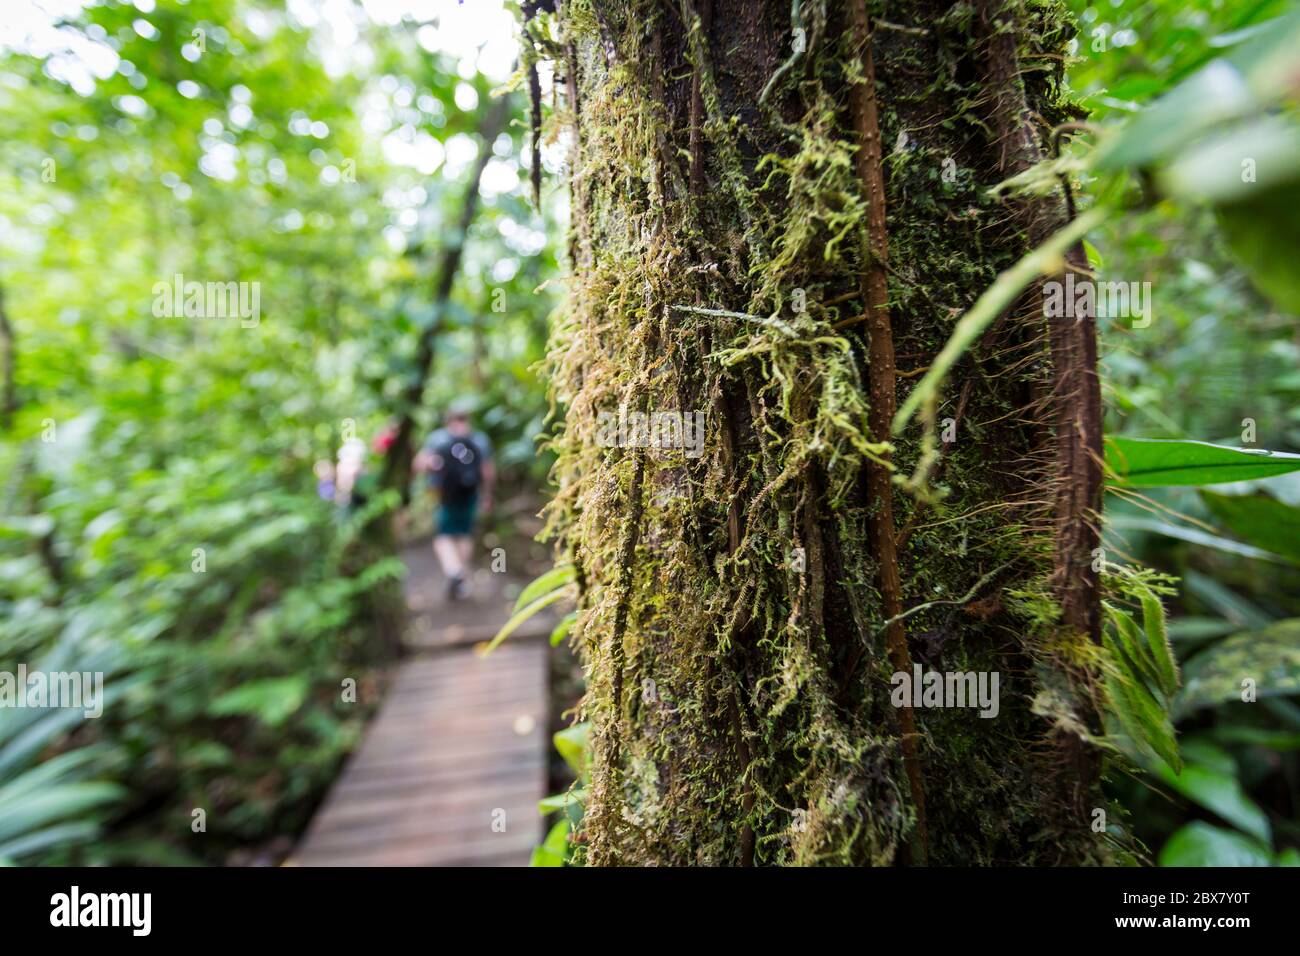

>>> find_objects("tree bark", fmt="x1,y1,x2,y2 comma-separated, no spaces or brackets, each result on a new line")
976,0,1104,839
547,0,1105,865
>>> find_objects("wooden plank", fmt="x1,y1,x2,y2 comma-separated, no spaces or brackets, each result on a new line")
327,756,546,799
293,830,541,868
292,633,549,867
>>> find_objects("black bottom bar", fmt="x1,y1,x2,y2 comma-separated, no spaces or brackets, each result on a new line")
0,865,1284,941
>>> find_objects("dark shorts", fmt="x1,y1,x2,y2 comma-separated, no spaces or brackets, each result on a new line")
437,493,478,536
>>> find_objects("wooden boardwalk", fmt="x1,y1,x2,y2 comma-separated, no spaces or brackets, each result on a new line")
291,544,552,867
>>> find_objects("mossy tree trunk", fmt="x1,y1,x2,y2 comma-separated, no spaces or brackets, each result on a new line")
539,0,1107,865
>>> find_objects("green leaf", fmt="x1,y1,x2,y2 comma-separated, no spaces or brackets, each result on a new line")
529,819,570,867
514,564,575,612
1202,491,1300,562
0,515,55,539
1104,605,1164,695
1104,668,1181,772
1103,596,1179,703
553,722,590,777
0,821,100,863
481,586,569,655
1155,761,1271,845
1158,822,1271,867
1175,619,1300,718
1167,616,1237,645
1095,9,1300,172
208,675,309,728
1095,61,1256,171
0,781,124,844
0,748,108,808
1159,116,1300,205
549,609,577,647
1210,725,1300,750
1184,570,1272,630
1082,239,1104,270
1105,437,1300,487
1141,592,1180,700
1108,513,1293,564
1218,178,1300,312
1180,737,1237,776
539,787,587,818
538,793,568,814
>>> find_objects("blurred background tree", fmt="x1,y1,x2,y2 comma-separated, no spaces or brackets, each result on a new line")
0,0,558,865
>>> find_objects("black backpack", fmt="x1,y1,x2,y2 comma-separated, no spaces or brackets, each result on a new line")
437,435,483,501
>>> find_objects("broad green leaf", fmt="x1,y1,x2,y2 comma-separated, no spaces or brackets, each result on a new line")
1105,437,1300,486
1155,762,1271,845
1218,178,1300,312
1201,491,1300,562
1095,9,1300,171
538,793,569,814
1158,822,1271,867
1175,619,1300,718
539,787,587,823
1159,116,1300,205
1094,61,1255,171
1108,513,1290,563
1179,737,1237,776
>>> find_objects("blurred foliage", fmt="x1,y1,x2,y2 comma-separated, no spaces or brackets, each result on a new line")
0,0,555,865
1067,0,1300,865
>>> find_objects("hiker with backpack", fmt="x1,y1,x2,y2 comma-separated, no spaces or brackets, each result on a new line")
414,406,495,600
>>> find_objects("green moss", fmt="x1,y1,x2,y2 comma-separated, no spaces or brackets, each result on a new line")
537,0,1110,865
